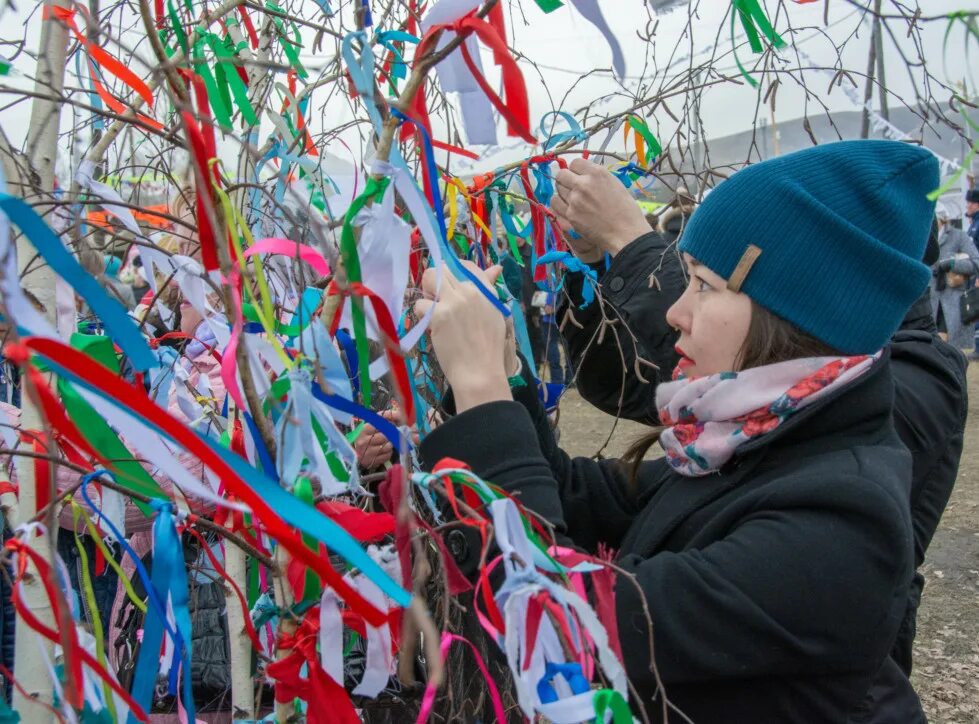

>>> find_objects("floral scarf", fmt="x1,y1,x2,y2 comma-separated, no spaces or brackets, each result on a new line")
656,352,881,477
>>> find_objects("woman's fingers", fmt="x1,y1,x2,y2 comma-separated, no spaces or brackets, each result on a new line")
551,192,571,223
420,265,439,296
484,264,503,285
413,297,433,320
555,167,578,201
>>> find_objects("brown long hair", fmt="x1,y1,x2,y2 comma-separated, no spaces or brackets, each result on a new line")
621,303,840,485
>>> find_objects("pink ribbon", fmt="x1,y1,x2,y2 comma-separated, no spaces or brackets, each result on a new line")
244,237,332,276
415,632,507,724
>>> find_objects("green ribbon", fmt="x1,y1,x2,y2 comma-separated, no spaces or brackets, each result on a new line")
943,12,979,94
267,376,351,484
167,0,189,56
204,32,260,126
534,0,564,12
339,176,391,408
294,477,322,601
192,41,233,129
731,0,786,88
266,1,308,79
928,110,979,201
592,688,632,724
626,115,662,164
58,334,166,514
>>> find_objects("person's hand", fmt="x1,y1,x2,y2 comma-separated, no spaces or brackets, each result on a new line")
354,410,397,469
553,219,602,263
414,262,512,412
551,158,652,258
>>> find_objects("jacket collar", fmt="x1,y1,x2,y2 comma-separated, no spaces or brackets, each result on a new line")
733,346,894,459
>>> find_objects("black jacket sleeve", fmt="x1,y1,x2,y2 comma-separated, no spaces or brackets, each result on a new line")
420,391,656,556
887,313,968,674
559,232,686,425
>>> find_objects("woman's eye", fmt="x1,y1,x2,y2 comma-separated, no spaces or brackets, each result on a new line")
696,277,711,292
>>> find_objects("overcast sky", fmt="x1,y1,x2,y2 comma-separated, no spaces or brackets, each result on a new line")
1,0,976,182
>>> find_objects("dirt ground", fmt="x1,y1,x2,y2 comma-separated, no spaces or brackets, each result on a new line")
557,364,979,723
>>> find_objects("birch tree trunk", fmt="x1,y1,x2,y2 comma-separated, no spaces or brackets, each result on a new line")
13,0,71,717
227,18,275,720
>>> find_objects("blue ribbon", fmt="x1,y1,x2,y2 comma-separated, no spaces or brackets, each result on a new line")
129,499,194,722
612,162,652,189
374,30,419,83
77,472,189,723
243,411,278,479
0,194,156,371
334,329,360,397
392,108,512,319
536,661,591,704
536,250,599,308
342,31,385,134
310,381,404,451
76,52,104,131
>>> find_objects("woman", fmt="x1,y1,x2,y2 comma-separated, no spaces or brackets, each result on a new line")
415,141,933,722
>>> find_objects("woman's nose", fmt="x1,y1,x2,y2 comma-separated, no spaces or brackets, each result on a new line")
665,295,688,334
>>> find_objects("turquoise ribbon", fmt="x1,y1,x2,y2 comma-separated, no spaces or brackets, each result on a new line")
536,250,599,308
128,499,194,721
0,194,156,371
540,110,586,151
36,356,413,608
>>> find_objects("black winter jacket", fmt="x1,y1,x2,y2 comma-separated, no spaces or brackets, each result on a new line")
558,231,684,424
564,243,967,681
421,353,920,723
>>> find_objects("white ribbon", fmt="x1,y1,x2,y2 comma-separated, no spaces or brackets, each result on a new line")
318,587,344,685
365,161,444,381
75,386,250,513
422,0,499,145
338,183,412,343
349,574,394,698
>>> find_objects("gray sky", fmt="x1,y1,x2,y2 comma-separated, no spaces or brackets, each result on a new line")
1,0,976,183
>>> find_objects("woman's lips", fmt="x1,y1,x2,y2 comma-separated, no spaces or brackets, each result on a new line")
675,345,695,370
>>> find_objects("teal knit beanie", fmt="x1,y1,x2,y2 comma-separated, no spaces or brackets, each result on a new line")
678,140,937,354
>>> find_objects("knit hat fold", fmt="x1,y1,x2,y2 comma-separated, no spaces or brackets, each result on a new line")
678,140,938,354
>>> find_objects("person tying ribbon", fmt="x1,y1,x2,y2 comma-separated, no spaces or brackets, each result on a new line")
414,140,933,722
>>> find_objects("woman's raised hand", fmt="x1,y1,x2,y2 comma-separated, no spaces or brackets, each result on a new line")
414,262,514,412
551,158,652,260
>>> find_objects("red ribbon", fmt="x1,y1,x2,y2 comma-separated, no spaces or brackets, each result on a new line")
326,281,416,426
237,5,260,49
87,60,164,131
182,72,224,272
15,337,389,627
431,459,505,633
455,14,535,143
266,610,361,723
182,110,221,272
519,162,548,282
378,466,471,597
403,10,535,146
5,535,150,719
49,5,154,109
